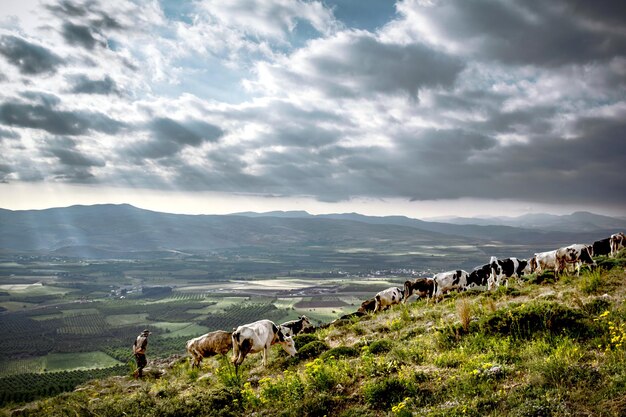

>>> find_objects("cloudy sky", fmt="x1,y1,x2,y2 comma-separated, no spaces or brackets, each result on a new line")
0,0,624,218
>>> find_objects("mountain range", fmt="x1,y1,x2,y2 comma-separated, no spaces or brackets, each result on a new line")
0,204,622,259
424,211,626,232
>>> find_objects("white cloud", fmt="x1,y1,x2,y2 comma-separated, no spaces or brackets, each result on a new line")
198,0,338,41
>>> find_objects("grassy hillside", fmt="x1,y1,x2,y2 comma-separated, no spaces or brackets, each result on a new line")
3,253,626,417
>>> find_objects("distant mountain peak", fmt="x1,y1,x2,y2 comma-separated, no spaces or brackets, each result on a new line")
229,210,311,218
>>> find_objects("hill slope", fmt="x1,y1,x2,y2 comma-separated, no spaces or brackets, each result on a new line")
5,253,626,417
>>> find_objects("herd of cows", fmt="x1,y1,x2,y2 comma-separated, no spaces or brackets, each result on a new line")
184,232,625,371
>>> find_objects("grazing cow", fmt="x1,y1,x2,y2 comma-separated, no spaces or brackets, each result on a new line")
591,238,611,257
610,233,625,257
403,278,435,302
531,250,558,275
357,297,377,314
490,257,529,288
374,287,404,312
231,319,297,369
186,330,232,368
279,316,313,337
467,264,491,290
555,244,596,276
432,270,469,298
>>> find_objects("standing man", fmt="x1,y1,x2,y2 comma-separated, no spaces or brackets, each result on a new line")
133,329,151,378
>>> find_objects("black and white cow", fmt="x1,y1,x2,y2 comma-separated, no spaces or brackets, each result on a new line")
591,238,611,257
610,232,625,257
467,264,491,290
403,278,435,302
279,316,313,337
432,270,469,298
231,319,297,370
374,287,405,312
555,244,596,276
489,257,528,288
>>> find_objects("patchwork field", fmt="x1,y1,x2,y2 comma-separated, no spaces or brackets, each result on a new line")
0,351,121,376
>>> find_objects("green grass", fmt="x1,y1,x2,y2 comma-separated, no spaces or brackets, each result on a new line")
104,313,149,326
0,352,121,377
43,352,121,372
150,322,210,338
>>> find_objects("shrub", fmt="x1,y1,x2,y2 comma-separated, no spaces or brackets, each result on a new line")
596,255,626,271
294,334,318,350
533,341,600,389
368,339,394,355
303,357,352,392
479,302,592,340
298,341,329,359
363,377,411,410
582,297,612,316
579,269,603,294
525,271,556,285
321,346,359,360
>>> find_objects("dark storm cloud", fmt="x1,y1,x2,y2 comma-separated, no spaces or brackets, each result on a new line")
0,162,13,182
69,74,119,95
0,98,125,136
0,127,19,139
378,118,626,205
41,137,105,168
47,0,124,30
61,22,103,49
151,118,223,146
46,0,89,17
0,35,63,75
126,118,224,160
410,0,626,66
194,113,625,206
273,31,464,98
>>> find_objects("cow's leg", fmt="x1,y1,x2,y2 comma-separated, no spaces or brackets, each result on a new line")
262,346,268,367
231,340,240,365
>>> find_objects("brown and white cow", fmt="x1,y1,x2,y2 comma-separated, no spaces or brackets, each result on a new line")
374,287,404,312
530,250,557,275
555,244,596,276
357,297,376,314
231,319,297,370
610,232,625,257
186,330,232,368
279,316,313,337
403,278,435,302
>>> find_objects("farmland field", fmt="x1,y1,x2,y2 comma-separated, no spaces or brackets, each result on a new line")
0,244,521,405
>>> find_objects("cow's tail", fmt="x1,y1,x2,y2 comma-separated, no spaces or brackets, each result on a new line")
231,331,240,366
374,294,381,312
403,281,411,303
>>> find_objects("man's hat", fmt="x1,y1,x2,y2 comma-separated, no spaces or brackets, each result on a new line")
142,329,151,335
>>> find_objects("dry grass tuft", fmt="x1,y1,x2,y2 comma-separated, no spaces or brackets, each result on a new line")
456,298,472,332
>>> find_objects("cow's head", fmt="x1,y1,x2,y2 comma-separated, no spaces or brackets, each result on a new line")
279,335,297,357
528,256,538,273
299,315,314,331
518,259,529,274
